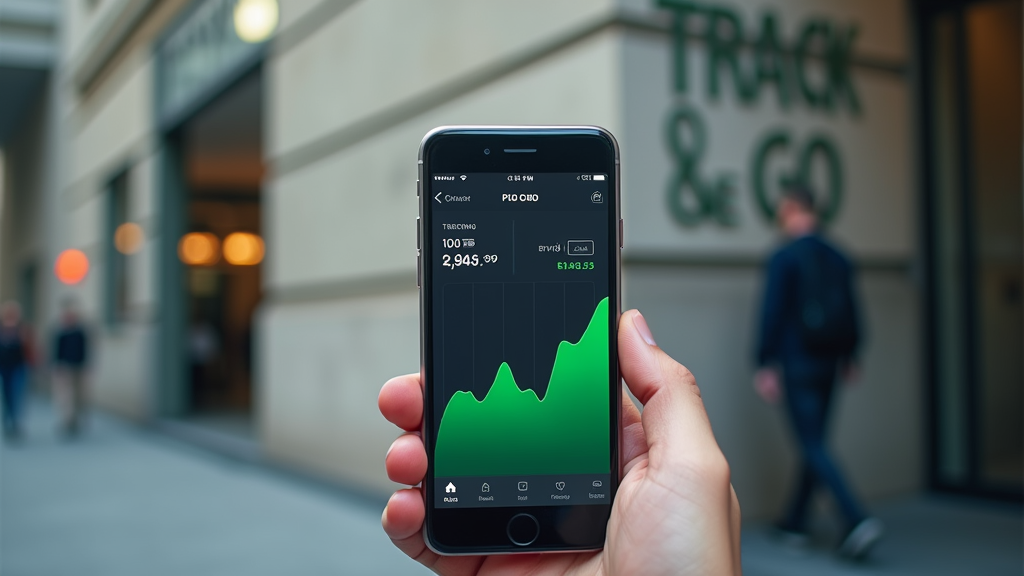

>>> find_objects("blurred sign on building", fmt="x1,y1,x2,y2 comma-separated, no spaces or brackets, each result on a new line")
658,0,859,227
622,0,913,261
158,0,268,127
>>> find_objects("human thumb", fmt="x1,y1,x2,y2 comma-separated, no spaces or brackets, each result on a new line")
618,310,721,469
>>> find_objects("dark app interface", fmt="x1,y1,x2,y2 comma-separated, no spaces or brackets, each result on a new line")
429,172,612,509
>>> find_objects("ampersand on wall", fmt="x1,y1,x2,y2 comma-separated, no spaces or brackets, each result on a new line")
664,105,738,227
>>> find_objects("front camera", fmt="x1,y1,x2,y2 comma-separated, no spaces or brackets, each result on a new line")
483,148,491,155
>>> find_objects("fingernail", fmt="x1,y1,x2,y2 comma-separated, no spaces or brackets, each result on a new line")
633,311,656,346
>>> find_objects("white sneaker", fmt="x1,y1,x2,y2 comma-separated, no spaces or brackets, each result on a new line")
838,517,884,560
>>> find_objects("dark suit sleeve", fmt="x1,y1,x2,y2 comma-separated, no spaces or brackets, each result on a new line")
756,251,787,367
846,257,864,365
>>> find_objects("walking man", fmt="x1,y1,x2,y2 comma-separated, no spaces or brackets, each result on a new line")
53,299,89,437
754,185,883,559
0,301,32,440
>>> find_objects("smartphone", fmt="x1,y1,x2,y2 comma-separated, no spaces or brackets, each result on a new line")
417,126,622,554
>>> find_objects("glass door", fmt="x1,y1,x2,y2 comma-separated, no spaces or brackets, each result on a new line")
920,0,1023,498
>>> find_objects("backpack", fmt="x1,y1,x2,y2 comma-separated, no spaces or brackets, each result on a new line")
794,239,859,358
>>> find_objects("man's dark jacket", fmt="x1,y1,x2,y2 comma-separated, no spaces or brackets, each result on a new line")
55,325,88,367
756,234,862,370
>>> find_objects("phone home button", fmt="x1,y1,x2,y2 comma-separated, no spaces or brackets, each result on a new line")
506,513,540,546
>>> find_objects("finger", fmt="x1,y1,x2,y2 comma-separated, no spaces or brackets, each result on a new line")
385,433,427,485
621,387,642,428
382,488,425,541
618,310,719,467
730,484,743,569
383,489,485,576
621,388,648,469
379,373,423,431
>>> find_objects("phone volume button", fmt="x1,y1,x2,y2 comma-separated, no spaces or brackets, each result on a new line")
416,217,420,250
416,253,421,287
619,219,624,248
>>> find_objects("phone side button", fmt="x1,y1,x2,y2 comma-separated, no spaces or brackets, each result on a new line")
619,218,624,248
416,217,420,250
506,513,539,547
416,253,421,287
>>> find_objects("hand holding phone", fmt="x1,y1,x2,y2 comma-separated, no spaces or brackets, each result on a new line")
417,127,622,553
380,310,743,575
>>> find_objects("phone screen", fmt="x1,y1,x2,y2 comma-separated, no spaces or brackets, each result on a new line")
427,172,614,510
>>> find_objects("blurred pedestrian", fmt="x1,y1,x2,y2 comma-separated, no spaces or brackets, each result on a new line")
0,301,33,440
53,299,89,437
753,185,883,560
188,317,220,409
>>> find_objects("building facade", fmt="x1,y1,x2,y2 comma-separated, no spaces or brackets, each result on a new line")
0,0,1019,520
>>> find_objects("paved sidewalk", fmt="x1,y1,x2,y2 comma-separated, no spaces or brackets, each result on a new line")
3,402,1021,575
1,403,430,576
742,495,1022,576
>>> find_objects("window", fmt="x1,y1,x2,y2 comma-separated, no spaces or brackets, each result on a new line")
105,170,133,325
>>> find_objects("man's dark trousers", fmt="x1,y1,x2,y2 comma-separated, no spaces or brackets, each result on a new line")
1,367,22,433
779,358,865,533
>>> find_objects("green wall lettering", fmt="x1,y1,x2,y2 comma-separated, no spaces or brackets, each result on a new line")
797,135,843,222
656,1,855,228
827,23,861,114
794,20,833,110
751,130,843,224
752,131,790,222
665,105,738,226
706,7,754,102
658,0,861,116
658,0,701,94
754,13,789,108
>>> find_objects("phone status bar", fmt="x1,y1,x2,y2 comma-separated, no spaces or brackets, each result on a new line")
432,174,606,182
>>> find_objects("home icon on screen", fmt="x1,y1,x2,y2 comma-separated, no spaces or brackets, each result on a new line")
446,482,456,493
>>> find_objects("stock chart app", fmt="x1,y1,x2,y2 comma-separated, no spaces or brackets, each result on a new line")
428,173,613,509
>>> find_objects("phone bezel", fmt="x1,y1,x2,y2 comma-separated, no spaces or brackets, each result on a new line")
417,126,622,555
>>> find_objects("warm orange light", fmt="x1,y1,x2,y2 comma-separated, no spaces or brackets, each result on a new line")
114,222,144,254
55,249,89,285
178,233,220,266
222,232,264,266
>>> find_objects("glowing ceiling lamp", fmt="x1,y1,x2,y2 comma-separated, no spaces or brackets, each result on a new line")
234,0,279,43
223,232,265,266
114,222,144,255
178,232,220,266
